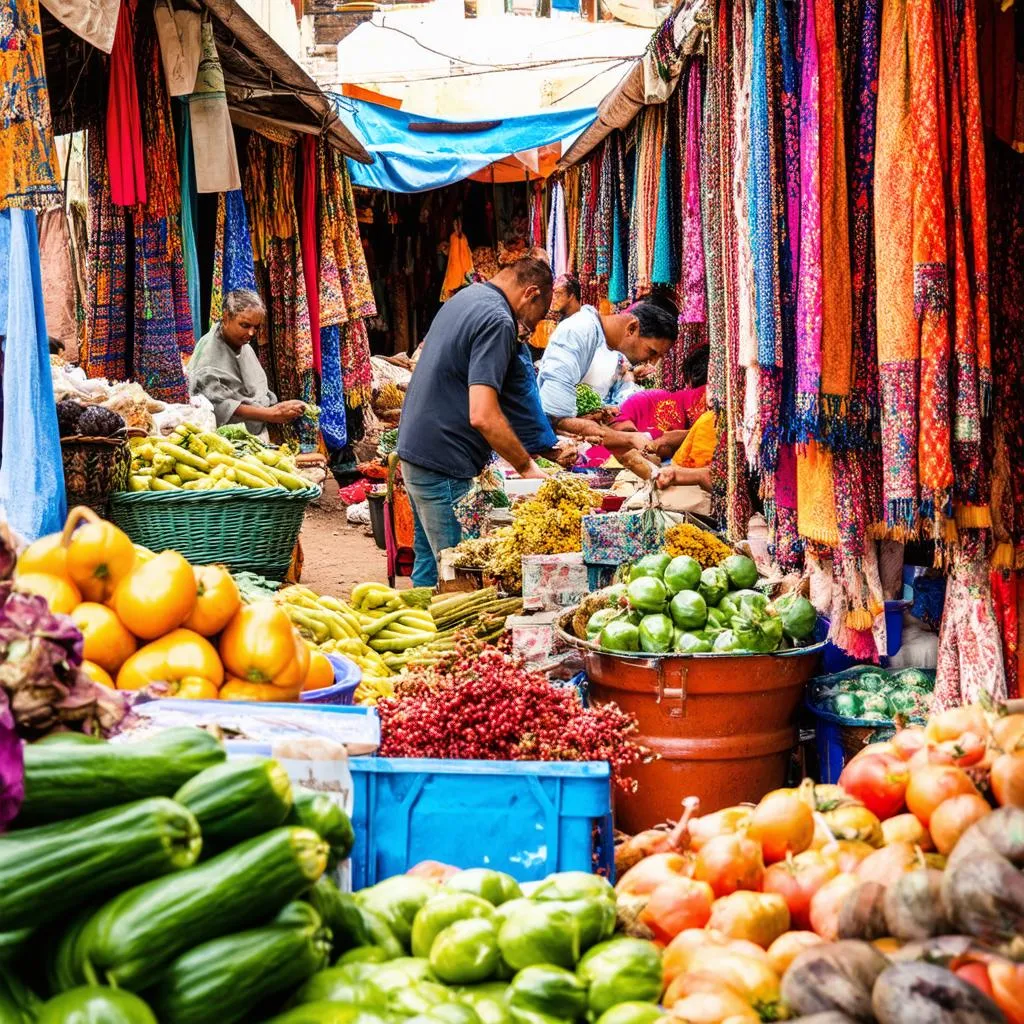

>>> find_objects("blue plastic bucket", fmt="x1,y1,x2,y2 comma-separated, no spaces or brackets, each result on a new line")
300,653,362,705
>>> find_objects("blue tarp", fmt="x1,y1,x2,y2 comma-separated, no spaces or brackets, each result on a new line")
333,95,597,193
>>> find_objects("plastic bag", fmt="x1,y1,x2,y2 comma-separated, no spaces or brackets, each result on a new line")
453,468,510,540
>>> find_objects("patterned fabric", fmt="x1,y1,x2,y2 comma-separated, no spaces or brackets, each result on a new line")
932,537,1007,712
319,325,348,451
608,134,629,304
243,135,317,449
630,105,665,296
208,190,258,327
175,102,202,341
681,63,706,324
794,0,822,441
132,29,193,404
797,439,839,546
874,0,920,533
318,144,375,407
595,141,613,280
816,0,852,438
909,0,952,521
0,0,61,210
83,125,128,382
991,571,1020,701
546,181,568,277
299,137,321,373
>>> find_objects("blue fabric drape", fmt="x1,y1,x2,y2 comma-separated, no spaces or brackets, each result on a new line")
223,189,257,296
319,325,348,450
335,96,597,193
176,101,202,339
0,209,66,540
651,140,673,284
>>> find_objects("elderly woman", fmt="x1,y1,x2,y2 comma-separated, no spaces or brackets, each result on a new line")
187,288,305,439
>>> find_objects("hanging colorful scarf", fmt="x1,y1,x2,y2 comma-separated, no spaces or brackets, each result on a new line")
797,439,840,546
874,0,919,535
318,325,348,451
529,181,544,247
299,138,321,373
909,0,952,527
244,135,317,448
546,181,568,277
595,141,613,281
107,0,147,206
563,167,580,275
816,0,853,442
579,153,600,285
794,0,823,441
209,190,258,327
0,0,62,210
681,63,706,325
945,0,990,525
651,136,673,286
318,146,374,407
702,0,728,411
732,0,756,375
84,125,128,382
988,140,1024,568
608,134,629,305
991,571,1020,701
132,29,193,403
630,105,665,296
175,101,202,340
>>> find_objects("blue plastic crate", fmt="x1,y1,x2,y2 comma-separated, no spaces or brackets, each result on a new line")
300,654,362,706
348,757,613,889
805,699,898,784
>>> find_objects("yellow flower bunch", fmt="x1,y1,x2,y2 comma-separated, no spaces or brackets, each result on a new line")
664,522,733,568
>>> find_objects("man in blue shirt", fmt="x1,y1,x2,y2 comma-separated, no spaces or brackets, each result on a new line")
398,256,553,587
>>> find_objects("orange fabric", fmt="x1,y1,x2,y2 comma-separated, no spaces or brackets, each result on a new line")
672,411,717,468
393,486,415,551
530,319,555,349
797,440,840,546
441,230,474,302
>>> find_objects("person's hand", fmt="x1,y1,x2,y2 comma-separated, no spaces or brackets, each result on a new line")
633,364,655,382
519,460,549,480
269,400,307,424
656,465,682,490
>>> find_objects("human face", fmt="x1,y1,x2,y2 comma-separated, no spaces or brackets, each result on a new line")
517,284,553,332
548,285,577,323
620,318,674,366
221,308,264,349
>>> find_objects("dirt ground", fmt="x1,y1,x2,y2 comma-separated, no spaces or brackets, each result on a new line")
298,477,400,597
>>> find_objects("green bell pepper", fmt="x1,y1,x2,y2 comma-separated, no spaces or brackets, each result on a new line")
34,987,157,1024
595,1003,664,1024
406,1005,484,1024
507,966,588,1020
357,878,439,948
369,957,436,992
444,869,523,907
294,968,388,1010
388,981,454,1018
575,939,663,1016
458,984,512,1024
497,903,580,971
429,919,501,985
529,872,614,905
268,1006,392,1024
412,893,495,958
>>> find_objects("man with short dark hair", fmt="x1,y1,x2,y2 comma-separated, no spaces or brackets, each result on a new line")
537,300,679,439
398,256,554,587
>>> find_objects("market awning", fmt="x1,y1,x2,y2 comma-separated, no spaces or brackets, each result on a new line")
556,0,710,168
334,94,598,193
38,0,372,162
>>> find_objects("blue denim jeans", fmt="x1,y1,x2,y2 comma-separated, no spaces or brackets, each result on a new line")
401,461,473,587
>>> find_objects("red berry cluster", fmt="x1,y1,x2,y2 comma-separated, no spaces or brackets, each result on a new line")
377,647,649,792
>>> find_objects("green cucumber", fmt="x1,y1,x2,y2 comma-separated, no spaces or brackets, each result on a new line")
19,727,225,825
0,797,201,931
288,790,355,870
34,986,156,1024
174,756,293,851
304,877,368,959
147,902,331,1024
61,827,328,990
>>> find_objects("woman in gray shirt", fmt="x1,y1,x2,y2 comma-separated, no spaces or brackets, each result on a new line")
187,288,305,439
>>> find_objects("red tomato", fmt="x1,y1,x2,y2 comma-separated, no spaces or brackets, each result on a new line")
762,849,838,931
892,726,928,762
838,752,910,821
694,832,765,899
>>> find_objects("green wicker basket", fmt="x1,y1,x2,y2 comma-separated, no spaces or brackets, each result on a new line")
108,485,321,580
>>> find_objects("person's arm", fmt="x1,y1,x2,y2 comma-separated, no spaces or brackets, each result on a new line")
469,385,546,478
235,401,306,425
656,464,712,492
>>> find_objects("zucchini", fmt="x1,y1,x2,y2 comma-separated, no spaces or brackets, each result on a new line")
19,727,225,825
174,757,293,851
0,929,33,966
35,986,156,1024
62,826,328,990
148,901,331,1024
0,797,201,931
288,790,355,870
304,876,368,959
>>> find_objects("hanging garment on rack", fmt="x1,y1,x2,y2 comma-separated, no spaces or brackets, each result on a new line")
107,0,146,206
153,0,200,96
176,102,202,340
189,19,241,193
546,181,568,277
0,208,67,540
38,0,120,51
1,0,62,210
209,190,258,328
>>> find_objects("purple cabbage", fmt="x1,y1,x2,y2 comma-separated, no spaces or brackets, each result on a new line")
0,592,130,740
0,689,23,831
